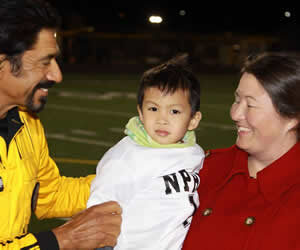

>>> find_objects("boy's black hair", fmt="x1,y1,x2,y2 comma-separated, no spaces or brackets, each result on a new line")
137,53,201,116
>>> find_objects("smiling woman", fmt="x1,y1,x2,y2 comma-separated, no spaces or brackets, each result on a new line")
231,72,298,175
182,51,300,250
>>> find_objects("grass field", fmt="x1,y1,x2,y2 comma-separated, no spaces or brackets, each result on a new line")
28,71,240,233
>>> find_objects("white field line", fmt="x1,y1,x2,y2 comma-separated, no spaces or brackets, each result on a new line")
47,125,234,147
46,105,234,147
198,122,234,130
71,129,97,136
56,91,229,109
201,104,230,110
57,90,136,100
47,104,234,130
46,133,115,147
109,127,125,133
47,104,135,117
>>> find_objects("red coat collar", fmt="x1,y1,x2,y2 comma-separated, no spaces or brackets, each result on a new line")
226,143,300,202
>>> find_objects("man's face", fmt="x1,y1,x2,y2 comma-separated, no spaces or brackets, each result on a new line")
0,29,62,114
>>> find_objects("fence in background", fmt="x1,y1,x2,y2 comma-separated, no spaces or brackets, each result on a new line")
57,29,292,73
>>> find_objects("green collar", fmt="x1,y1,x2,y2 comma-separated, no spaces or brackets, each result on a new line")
124,116,196,148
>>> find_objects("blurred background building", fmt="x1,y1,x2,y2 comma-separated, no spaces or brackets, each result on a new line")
49,1,300,73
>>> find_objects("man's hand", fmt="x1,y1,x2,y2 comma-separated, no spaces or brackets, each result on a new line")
52,201,122,249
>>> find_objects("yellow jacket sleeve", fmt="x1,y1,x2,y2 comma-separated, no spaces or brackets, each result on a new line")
0,109,96,248
34,118,95,219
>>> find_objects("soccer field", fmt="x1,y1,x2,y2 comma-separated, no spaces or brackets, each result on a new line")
29,71,240,232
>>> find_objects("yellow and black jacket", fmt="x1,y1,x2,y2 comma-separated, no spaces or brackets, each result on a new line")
0,107,94,249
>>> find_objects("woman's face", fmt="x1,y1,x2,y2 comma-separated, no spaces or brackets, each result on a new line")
230,72,298,159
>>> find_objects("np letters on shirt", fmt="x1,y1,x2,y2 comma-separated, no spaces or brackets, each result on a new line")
163,169,200,227
163,169,200,195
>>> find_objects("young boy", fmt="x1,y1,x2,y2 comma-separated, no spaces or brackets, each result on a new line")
87,54,205,250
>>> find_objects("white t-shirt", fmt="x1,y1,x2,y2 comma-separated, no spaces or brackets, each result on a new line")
87,136,205,250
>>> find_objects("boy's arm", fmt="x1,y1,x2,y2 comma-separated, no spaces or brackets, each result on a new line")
87,158,136,208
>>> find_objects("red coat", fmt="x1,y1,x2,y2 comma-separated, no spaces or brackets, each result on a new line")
183,143,300,250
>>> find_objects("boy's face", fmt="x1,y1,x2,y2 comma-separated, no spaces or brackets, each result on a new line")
138,87,201,144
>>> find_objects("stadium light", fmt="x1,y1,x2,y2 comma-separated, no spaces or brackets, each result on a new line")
284,11,291,18
149,15,163,24
179,10,186,16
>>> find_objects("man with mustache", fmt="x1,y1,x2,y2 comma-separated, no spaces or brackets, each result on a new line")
0,0,121,249
25,81,55,113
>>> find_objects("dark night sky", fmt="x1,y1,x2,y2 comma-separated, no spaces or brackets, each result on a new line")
48,1,300,35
